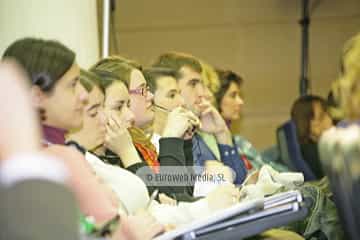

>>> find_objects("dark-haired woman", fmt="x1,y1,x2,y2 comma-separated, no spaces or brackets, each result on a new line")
214,69,288,172
2,38,165,240
212,69,342,239
291,95,333,179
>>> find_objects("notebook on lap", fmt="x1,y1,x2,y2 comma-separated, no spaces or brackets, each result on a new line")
155,190,307,240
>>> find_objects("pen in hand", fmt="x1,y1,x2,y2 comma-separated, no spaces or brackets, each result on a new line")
146,189,159,210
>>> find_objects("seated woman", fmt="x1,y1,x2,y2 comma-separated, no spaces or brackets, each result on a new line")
2,37,164,240
291,95,333,179
67,67,240,226
90,57,220,202
335,32,360,128
210,67,343,239
2,38,120,222
211,68,288,172
0,60,79,240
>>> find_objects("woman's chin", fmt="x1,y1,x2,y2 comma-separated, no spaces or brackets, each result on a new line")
69,120,83,131
230,114,241,121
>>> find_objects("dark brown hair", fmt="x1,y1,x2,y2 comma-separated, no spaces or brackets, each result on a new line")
2,37,75,93
215,69,243,110
142,67,179,93
291,95,328,144
3,38,76,122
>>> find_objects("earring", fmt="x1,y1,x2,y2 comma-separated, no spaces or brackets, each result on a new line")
38,108,46,121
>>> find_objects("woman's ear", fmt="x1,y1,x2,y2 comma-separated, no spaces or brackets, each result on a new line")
30,85,47,108
309,122,320,142
31,85,48,121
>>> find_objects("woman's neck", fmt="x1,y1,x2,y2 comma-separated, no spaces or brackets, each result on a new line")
42,124,67,145
226,119,232,128
140,122,154,138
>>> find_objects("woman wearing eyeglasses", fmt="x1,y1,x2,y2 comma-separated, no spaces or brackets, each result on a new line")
90,58,198,202
90,57,240,205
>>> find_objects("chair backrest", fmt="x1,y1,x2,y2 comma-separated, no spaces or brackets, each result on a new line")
276,120,316,181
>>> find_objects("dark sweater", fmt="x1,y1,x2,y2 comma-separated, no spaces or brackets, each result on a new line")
99,138,199,202
300,141,325,179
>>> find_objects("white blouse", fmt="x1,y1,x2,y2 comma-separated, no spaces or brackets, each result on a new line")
85,152,214,226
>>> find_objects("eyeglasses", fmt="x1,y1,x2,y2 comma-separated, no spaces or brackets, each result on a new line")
129,86,150,97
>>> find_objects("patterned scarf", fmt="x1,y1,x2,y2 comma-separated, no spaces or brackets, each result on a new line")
128,127,159,173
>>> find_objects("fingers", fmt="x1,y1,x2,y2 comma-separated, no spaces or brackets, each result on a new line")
197,100,212,112
106,115,120,132
105,124,115,137
215,184,240,200
171,106,186,115
106,116,129,137
137,212,164,238
183,110,200,126
147,223,165,238
174,108,200,130
109,115,122,129
104,123,129,151
159,193,177,206
200,106,213,117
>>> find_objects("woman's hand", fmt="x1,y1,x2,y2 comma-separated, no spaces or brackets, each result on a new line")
197,100,233,145
104,115,141,168
112,212,164,240
159,193,177,206
205,183,240,211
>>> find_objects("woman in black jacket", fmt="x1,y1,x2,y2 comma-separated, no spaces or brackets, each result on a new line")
90,57,200,202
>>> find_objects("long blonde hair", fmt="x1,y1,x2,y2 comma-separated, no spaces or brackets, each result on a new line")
341,33,360,75
336,33,360,119
200,60,220,95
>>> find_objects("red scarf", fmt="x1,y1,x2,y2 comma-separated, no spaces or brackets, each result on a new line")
240,154,253,170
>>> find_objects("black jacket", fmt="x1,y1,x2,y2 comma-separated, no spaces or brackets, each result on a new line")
300,141,325,179
100,138,199,202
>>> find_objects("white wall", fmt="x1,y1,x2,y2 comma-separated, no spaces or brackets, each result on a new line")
0,0,99,68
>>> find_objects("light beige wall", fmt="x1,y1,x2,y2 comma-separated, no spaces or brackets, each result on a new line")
0,0,99,68
111,0,360,149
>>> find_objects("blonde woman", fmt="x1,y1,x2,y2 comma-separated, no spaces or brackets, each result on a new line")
335,33,360,125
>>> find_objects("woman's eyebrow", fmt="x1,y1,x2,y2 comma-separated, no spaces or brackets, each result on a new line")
109,100,125,106
87,103,101,112
167,89,178,95
67,76,80,88
135,83,146,89
187,78,201,86
72,76,80,82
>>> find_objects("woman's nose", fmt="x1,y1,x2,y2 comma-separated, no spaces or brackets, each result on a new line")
78,83,89,105
98,109,107,125
236,95,244,105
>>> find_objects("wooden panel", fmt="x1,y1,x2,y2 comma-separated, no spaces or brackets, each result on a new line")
105,0,360,149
